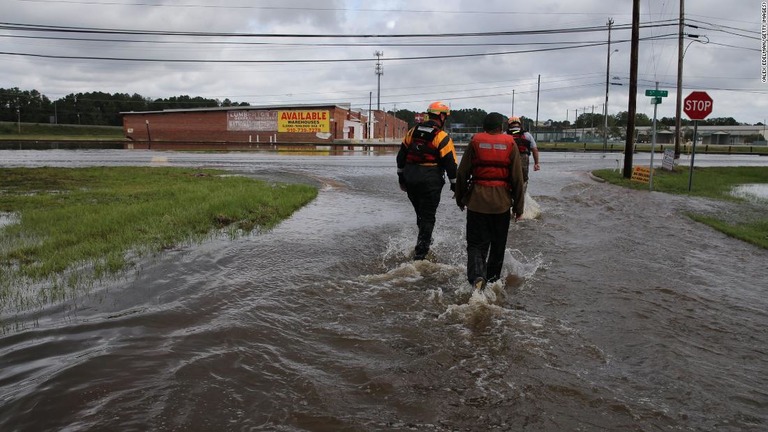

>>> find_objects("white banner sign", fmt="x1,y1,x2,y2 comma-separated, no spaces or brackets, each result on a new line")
227,110,277,131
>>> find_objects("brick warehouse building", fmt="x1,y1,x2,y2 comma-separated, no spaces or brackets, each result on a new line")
121,103,408,150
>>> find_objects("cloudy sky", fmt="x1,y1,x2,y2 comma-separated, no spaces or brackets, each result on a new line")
1,0,765,124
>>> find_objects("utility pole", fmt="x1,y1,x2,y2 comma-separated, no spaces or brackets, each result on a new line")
535,74,541,141
674,0,685,159
368,91,373,140
145,120,152,149
649,81,660,190
511,89,515,116
623,0,640,178
575,108,579,140
374,51,383,111
603,18,614,152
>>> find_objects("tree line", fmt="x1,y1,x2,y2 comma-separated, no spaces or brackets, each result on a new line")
0,88,249,126
2,87,760,131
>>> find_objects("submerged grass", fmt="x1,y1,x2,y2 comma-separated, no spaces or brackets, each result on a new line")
592,166,768,249
0,166,317,307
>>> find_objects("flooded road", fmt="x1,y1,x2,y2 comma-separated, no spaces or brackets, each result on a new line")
1,150,767,431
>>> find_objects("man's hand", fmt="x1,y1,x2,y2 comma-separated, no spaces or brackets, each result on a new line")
534,163,541,171
398,172,407,191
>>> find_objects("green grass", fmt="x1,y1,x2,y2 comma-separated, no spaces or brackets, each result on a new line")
0,167,317,308
686,213,768,250
0,122,124,140
592,166,768,249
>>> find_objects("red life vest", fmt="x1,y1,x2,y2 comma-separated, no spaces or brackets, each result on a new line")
471,132,515,188
405,122,441,165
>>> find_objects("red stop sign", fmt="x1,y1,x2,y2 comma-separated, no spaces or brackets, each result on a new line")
683,91,713,120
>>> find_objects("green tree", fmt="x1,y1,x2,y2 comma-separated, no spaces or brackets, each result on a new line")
0,88,53,123
615,111,652,127
392,109,417,128
450,108,487,129
703,117,739,126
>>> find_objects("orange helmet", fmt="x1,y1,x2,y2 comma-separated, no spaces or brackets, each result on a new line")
426,101,450,116
508,115,521,125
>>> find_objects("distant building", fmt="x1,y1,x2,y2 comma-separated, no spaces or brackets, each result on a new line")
531,125,767,145
634,125,767,145
120,103,407,149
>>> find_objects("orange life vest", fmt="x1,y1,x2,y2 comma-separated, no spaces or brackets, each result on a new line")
471,132,515,188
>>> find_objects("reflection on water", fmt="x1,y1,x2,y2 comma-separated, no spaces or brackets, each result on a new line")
0,212,18,229
0,150,767,431
732,183,768,201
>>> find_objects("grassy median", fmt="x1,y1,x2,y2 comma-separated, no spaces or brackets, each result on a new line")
592,166,768,249
0,166,317,307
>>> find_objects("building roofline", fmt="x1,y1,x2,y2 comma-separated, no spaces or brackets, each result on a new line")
120,102,353,115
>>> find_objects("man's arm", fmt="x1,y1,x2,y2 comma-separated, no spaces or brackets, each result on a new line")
396,131,412,191
525,131,540,170
436,132,458,189
454,143,474,209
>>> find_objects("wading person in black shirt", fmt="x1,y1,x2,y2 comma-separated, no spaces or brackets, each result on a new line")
396,101,458,260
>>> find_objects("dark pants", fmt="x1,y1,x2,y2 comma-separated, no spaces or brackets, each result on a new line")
520,153,530,182
466,210,511,284
405,173,444,259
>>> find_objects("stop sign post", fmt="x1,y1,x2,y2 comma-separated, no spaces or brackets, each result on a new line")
683,91,713,191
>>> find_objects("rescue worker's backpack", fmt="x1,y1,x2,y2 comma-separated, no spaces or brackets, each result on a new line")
509,129,531,156
406,123,441,164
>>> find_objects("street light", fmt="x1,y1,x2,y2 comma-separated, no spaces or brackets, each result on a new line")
603,48,619,151
674,34,710,157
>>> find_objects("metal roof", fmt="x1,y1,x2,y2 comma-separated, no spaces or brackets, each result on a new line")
120,102,353,115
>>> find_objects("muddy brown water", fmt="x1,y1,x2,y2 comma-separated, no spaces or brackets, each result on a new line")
0,150,766,431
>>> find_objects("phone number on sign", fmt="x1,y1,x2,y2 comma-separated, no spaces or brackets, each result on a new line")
284,128,324,133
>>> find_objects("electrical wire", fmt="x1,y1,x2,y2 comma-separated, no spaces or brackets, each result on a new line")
0,20,679,39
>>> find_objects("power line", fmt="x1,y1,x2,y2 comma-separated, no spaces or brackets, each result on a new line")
0,20,679,39
0,33,641,48
0,35,680,64
11,0,649,17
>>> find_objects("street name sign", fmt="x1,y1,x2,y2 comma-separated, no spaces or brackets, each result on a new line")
645,89,669,97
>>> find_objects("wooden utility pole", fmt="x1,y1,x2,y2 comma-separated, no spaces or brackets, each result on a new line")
674,0,685,159
534,74,541,140
623,0,640,178
603,18,614,151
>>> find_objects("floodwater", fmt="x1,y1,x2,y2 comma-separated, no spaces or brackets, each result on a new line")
1,150,767,431
732,184,768,201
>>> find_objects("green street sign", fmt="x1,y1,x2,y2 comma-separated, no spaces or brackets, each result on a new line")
651,97,662,105
645,89,669,97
